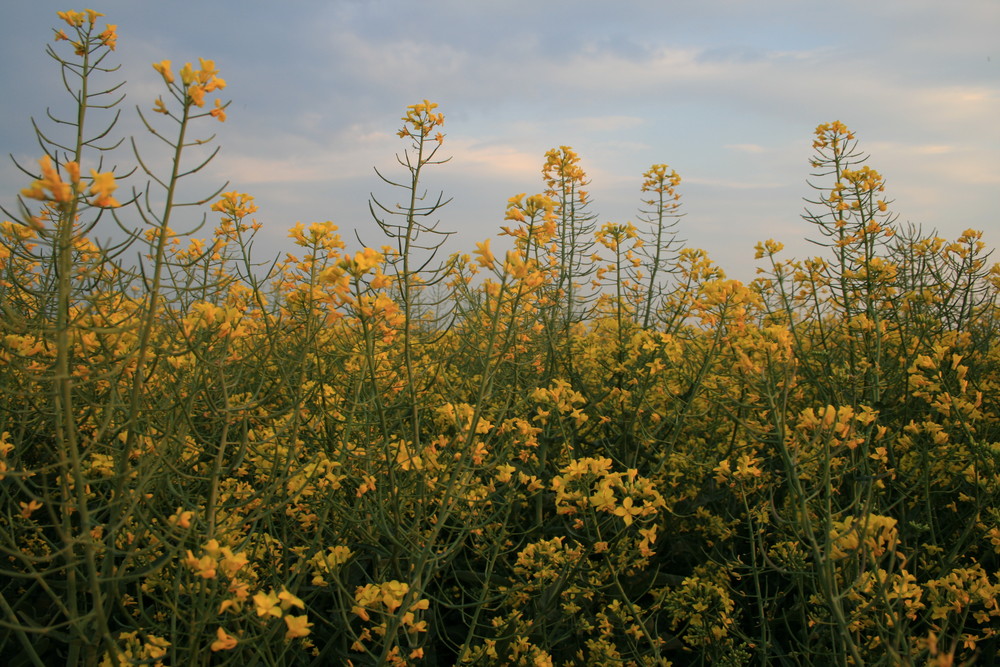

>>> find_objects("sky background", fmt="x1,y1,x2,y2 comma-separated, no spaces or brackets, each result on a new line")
1,1,997,281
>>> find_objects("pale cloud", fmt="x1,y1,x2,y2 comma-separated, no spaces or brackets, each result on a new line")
446,140,541,179
685,176,786,191
321,29,469,93
868,142,957,159
566,116,646,133
879,85,999,129
913,145,955,156
211,154,333,185
533,46,730,93
725,144,769,154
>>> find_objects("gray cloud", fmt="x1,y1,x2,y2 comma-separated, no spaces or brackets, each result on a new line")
1,0,997,282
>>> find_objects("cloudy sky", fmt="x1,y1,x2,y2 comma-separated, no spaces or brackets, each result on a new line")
2,1,997,280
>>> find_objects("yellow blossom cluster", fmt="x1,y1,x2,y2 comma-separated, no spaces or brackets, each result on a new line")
20,155,119,209
398,99,444,143
54,9,116,54
350,581,429,657
552,456,666,530
152,57,227,119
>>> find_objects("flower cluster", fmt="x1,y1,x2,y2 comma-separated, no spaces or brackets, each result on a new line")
152,57,227,119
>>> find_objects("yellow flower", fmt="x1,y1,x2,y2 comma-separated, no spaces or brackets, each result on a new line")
203,540,222,558
328,546,353,567
153,97,168,115
184,551,217,579
85,9,104,25
205,76,226,92
589,483,616,511
57,11,85,27
209,98,227,122
43,155,73,202
0,432,13,458
284,615,313,639
381,581,409,612
21,156,72,203
754,238,784,259
219,550,248,577
197,58,219,81
474,239,495,269
187,84,206,107
348,247,383,275
228,580,251,602
352,584,381,620
212,191,258,219
496,464,515,484
88,169,120,208
19,499,43,519
713,459,733,485
253,590,283,618
152,60,174,84
288,221,309,245
179,62,196,85
64,161,81,184
218,599,241,614
210,627,238,651
167,508,193,529
145,635,170,660
99,24,117,50
612,496,641,526
278,587,305,610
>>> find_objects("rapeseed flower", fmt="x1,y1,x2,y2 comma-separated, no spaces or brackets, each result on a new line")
152,60,173,84
253,590,283,618
89,169,120,207
284,615,313,639
98,24,116,50
210,628,238,651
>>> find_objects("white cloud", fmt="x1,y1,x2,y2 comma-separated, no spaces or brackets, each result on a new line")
446,140,541,180
725,144,768,154
685,176,786,191
565,116,646,133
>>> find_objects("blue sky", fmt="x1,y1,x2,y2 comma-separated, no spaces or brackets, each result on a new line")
2,1,998,280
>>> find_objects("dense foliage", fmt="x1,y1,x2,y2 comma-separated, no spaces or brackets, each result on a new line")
2,10,999,666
